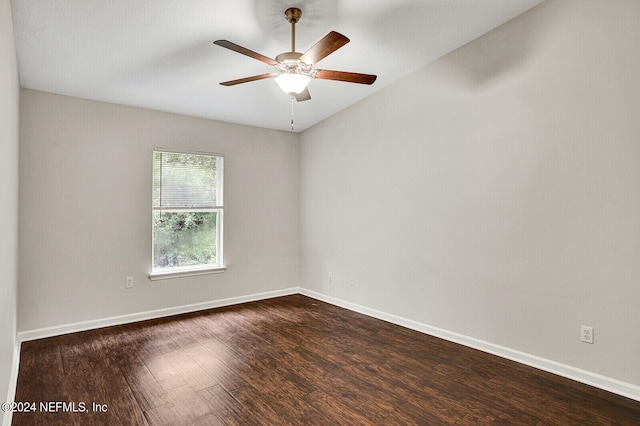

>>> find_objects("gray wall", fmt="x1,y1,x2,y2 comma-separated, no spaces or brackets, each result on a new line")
18,90,300,331
0,0,19,418
300,0,640,386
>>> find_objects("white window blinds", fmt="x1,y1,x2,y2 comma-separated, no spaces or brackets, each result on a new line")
153,151,223,209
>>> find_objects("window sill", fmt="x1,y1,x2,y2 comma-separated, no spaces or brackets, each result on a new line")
148,265,227,281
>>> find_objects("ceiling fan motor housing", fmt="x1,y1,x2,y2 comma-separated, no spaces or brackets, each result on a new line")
275,52,312,76
276,52,303,63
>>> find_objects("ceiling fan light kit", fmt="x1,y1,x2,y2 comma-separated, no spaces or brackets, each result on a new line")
275,73,311,95
213,7,377,101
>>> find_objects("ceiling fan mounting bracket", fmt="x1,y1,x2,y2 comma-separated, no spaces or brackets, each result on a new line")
284,7,302,24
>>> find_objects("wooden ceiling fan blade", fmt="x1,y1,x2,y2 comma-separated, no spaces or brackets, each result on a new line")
313,69,377,85
220,73,276,86
214,40,278,66
294,88,311,102
299,31,350,65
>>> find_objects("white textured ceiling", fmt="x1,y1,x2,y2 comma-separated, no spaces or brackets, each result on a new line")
11,0,544,132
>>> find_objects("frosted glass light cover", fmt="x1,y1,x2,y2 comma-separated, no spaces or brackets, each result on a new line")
275,73,311,94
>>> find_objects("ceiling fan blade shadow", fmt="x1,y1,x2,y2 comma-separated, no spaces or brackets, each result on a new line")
214,40,278,66
313,69,377,85
299,31,350,65
220,73,276,86
295,88,311,102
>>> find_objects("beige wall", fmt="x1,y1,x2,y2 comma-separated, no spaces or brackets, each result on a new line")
18,89,300,331
300,0,640,387
0,0,20,417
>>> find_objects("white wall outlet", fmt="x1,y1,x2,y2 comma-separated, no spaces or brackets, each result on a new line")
581,325,594,344
125,277,134,289
328,272,333,281
349,276,355,286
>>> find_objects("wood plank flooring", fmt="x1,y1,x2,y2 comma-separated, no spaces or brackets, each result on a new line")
12,294,640,425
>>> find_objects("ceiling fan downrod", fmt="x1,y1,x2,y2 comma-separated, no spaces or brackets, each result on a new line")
284,7,302,53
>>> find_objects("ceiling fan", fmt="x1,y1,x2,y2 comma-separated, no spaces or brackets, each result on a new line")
213,7,377,102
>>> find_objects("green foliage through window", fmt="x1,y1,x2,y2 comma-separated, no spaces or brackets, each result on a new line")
153,211,217,268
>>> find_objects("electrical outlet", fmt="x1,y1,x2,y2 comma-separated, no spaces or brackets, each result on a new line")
125,277,134,289
328,272,333,281
349,276,355,286
581,326,594,344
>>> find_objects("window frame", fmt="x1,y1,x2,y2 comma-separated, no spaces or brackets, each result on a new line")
148,148,226,281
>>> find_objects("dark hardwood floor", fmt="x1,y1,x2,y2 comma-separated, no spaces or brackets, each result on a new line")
12,294,640,425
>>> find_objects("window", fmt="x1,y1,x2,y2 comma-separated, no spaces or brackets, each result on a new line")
150,150,224,280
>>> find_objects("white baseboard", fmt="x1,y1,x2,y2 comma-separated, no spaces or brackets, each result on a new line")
17,287,300,343
2,342,20,426
299,288,640,402
13,287,640,403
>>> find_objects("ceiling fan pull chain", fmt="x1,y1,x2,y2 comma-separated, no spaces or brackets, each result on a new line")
291,95,295,131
